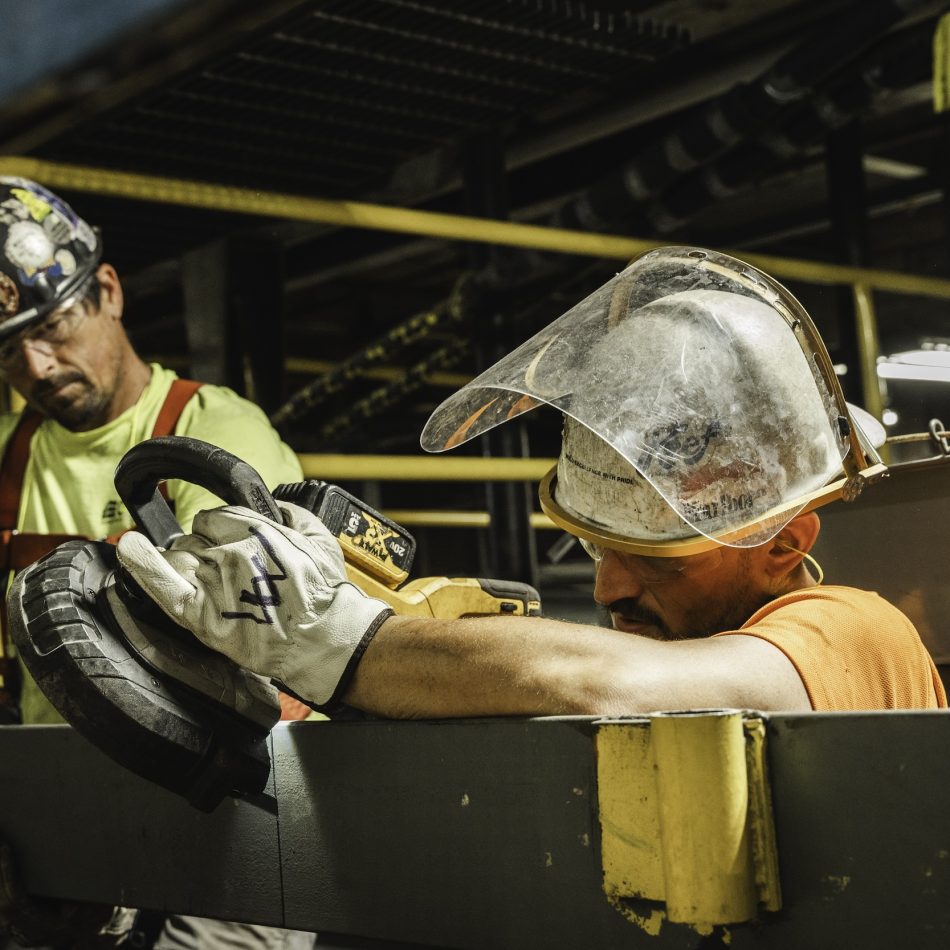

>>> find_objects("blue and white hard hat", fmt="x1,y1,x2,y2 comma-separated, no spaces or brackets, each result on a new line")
0,177,102,342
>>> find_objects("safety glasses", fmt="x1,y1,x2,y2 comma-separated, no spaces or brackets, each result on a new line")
0,296,89,371
578,537,724,584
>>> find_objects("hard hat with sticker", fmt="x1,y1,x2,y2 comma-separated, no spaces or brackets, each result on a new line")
0,177,101,343
422,247,885,552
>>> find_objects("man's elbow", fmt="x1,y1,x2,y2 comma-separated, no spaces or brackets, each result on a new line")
545,663,657,716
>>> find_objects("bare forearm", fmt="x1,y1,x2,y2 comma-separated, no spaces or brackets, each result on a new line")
345,614,649,718
343,614,812,718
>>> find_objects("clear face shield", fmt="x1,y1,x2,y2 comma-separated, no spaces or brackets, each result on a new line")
421,247,884,553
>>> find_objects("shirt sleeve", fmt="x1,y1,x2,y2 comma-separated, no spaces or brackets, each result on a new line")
715,587,946,711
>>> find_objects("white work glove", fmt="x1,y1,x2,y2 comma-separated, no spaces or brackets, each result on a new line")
115,502,393,710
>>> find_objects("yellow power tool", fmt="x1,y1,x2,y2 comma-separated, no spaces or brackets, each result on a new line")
273,480,542,619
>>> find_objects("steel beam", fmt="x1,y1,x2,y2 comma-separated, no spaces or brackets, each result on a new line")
0,726,283,926
3,712,950,947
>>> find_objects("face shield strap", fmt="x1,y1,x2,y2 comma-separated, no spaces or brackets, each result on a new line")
539,462,886,556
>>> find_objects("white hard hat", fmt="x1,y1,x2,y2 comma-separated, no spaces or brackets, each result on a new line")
422,247,885,552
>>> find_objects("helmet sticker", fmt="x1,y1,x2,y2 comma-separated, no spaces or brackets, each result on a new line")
43,211,72,245
75,219,98,252
10,186,56,224
0,198,30,226
0,177,102,330
0,273,19,317
53,249,77,276
5,221,55,276
635,419,724,475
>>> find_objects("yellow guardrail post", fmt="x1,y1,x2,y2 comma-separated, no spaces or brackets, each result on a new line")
853,281,885,420
851,281,891,463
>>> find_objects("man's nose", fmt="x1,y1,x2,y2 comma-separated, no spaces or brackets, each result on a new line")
21,339,57,378
593,549,645,606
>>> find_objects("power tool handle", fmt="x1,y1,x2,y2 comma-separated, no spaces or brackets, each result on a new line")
114,436,282,547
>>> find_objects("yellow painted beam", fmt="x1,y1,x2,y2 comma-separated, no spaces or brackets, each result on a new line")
299,453,555,481
4,157,950,300
0,157,658,262
383,509,556,529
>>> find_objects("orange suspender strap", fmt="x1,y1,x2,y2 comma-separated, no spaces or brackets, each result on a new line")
104,378,203,541
0,410,43,546
0,409,44,678
0,379,203,705
151,378,203,439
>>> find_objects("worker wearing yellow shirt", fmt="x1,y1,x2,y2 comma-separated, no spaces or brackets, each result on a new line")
0,176,312,950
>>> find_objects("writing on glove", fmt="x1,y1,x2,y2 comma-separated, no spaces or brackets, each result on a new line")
116,502,392,711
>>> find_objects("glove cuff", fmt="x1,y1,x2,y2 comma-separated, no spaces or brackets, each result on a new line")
275,581,393,711
310,605,393,714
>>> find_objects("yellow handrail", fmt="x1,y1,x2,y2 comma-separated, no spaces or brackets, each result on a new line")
4,157,950,299
299,454,554,481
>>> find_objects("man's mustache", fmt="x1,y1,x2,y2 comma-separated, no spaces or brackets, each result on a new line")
606,598,675,638
607,598,665,628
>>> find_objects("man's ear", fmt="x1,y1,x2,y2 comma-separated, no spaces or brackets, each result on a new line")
764,512,821,580
95,263,123,321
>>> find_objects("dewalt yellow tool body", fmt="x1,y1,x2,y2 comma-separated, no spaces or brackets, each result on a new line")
274,479,540,619
8,437,541,811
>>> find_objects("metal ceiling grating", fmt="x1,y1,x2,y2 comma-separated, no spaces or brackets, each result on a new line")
34,0,690,197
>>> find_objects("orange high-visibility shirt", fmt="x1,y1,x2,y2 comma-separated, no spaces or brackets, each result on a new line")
716,586,947,711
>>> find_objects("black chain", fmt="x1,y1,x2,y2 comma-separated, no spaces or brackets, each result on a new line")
270,272,475,428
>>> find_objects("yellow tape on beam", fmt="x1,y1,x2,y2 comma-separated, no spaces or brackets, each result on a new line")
4,157,950,300
596,713,781,933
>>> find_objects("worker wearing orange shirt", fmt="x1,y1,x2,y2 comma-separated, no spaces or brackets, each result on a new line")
117,247,947,717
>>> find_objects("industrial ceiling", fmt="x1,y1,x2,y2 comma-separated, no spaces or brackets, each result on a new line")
2,0,949,583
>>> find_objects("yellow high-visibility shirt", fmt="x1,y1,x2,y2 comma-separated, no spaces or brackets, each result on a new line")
1,363,302,724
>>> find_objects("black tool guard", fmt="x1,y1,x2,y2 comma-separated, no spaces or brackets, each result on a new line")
8,437,285,812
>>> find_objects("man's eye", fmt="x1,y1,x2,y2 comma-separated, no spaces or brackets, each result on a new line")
644,556,686,573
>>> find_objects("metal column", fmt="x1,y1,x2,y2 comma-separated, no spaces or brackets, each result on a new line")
180,237,287,411
462,135,539,589
824,120,871,408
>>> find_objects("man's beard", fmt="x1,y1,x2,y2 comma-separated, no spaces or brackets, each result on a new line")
30,371,110,431
605,572,771,641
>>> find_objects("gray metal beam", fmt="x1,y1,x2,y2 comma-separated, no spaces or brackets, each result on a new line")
3,712,950,947
0,725,283,926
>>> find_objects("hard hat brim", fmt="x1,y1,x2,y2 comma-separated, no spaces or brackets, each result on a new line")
539,462,888,556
